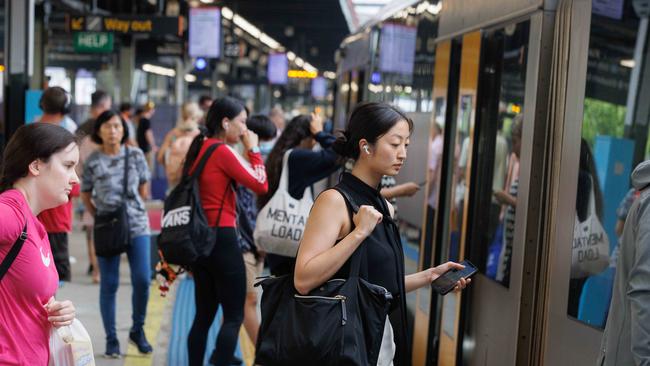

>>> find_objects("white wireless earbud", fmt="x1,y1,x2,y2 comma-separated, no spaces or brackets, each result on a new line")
363,145,370,154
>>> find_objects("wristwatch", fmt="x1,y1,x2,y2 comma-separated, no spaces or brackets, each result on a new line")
249,146,261,154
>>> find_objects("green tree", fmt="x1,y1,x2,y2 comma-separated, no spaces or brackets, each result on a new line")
581,98,626,146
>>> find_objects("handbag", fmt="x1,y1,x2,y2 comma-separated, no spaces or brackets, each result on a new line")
254,188,392,366
94,147,130,257
254,149,313,257
49,319,95,366
571,181,610,279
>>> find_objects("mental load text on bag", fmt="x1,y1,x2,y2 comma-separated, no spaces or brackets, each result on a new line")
267,208,306,241
573,231,605,263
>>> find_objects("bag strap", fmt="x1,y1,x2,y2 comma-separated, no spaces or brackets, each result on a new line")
122,146,130,197
214,181,234,227
0,222,28,282
277,149,292,192
189,143,222,181
332,187,365,278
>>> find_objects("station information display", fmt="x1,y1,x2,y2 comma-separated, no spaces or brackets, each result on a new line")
379,24,417,75
189,7,222,58
268,53,288,85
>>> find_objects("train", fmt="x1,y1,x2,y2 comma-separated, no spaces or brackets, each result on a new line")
332,0,646,365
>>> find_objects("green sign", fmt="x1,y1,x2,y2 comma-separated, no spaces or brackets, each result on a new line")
74,32,113,53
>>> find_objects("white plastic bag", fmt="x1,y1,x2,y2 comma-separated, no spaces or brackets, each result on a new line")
49,319,95,366
254,150,313,257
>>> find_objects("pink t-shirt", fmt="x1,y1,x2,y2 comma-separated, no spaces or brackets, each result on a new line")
0,189,59,365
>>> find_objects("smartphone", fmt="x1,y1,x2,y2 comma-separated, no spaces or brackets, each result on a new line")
418,181,427,187
431,260,478,295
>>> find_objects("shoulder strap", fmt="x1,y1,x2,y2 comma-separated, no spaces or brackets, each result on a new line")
0,222,28,282
189,143,222,181
123,146,130,197
277,149,293,191
332,187,364,278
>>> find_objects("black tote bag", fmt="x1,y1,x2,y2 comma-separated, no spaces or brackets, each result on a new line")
94,147,131,257
254,188,393,366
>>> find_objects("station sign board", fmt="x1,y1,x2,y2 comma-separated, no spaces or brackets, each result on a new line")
73,32,113,53
68,15,182,36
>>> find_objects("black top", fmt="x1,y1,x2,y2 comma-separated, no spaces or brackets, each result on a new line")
287,131,339,199
137,118,152,152
333,172,410,366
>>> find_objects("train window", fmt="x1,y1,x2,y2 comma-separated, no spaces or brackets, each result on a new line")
567,4,644,329
467,21,530,288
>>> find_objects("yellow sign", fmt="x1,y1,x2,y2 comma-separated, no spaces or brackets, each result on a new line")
287,70,318,79
68,15,179,36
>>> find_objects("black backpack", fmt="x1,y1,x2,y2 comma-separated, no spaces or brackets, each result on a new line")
158,142,224,266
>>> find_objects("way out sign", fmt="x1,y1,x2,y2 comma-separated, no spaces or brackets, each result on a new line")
74,32,114,53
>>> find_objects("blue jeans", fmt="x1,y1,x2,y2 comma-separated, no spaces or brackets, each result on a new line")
97,235,151,342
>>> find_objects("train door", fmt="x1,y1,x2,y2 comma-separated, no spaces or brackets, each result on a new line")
412,39,457,366
428,14,544,366
460,18,535,366
541,0,649,364
435,30,482,366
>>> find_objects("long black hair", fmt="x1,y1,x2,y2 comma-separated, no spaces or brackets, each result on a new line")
1,123,77,192
182,97,245,175
577,138,603,221
332,102,413,160
258,114,312,208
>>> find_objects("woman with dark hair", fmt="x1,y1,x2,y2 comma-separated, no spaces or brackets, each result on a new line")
257,112,340,275
0,123,77,364
184,97,268,366
293,102,469,365
80,110,153,358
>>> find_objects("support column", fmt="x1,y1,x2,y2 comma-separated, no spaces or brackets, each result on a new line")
623,11,650,167
5,0,34,140
175,58,184,106
119,37,135,103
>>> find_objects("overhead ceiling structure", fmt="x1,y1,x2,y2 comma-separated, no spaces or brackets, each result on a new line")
49,0,352,72
212,0,350,72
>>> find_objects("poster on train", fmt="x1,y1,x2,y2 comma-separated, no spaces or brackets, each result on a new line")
379,24,417,75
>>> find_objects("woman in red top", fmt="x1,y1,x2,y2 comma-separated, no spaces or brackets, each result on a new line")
184,97,268,366
0,123,77,365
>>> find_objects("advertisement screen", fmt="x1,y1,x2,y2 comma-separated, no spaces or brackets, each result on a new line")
268,53,288,85
379,24,417,75
189,7,221,58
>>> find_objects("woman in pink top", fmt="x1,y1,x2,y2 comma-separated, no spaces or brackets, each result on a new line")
0,123,78,365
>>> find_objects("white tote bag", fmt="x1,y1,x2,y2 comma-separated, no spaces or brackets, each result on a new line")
49,319,95,366
254,150,313,257
571,184,610,279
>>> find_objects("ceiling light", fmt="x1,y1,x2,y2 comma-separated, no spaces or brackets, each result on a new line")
287,51,296,61
199,0,215,3
303,62,317,73
323,71,336,79
221,7,233,20
295,57,304,67
233,14,261,38
428,2,442,15
143,64,175,77
217,80,225,89
185,74,197,82
621,59,635,68
260,33,280,49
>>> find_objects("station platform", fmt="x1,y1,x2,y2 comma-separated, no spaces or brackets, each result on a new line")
57,229,256,366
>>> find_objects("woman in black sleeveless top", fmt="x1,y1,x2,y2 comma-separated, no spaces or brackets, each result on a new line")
294,102,470,365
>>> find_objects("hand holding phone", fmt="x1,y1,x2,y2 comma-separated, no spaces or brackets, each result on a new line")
431,260,477,295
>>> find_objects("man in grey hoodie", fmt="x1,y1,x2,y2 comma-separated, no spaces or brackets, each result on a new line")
599,160,650,365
